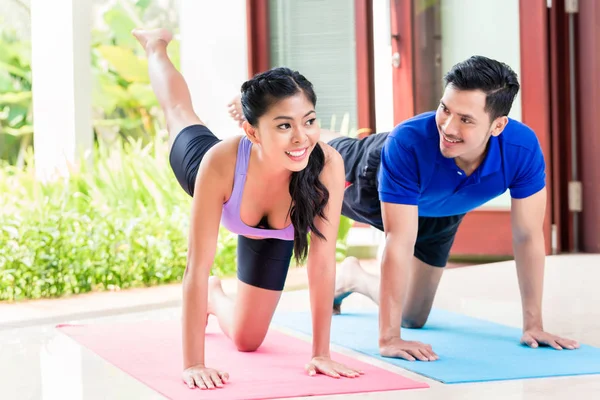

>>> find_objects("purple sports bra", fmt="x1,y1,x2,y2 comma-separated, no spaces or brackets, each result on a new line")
221,136,295,241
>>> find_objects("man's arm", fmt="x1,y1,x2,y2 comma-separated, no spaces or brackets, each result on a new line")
379,202,418,342
379,202,437,361
511,188,579,350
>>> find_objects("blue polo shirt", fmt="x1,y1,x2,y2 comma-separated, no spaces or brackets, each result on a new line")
378,112,546,217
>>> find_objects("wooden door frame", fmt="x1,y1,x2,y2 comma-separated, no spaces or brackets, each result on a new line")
548,0,573,254
246,0,271,76
546,0,599,254
246,0,377,132
578,0,600,252
517,0,553,256
390,0,553,257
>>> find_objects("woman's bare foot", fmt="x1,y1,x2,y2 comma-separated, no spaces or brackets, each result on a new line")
333,257,363,314
207,275,226,317
131,28,173,52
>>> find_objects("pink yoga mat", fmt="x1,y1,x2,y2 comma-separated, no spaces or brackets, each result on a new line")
57,319,428,400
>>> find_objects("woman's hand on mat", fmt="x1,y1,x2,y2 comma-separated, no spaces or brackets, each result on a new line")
305,356,364,379
521,329,580,350
182,364,229,390
379,337,438,362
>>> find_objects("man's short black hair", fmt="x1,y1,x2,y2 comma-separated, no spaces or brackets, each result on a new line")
444,55,520,121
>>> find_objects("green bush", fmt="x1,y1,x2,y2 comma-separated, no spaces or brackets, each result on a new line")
0,26,32,166
0,139,238,301
0,139,353,301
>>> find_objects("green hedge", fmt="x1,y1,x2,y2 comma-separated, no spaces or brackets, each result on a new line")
0,140,237,301
0,140,352,301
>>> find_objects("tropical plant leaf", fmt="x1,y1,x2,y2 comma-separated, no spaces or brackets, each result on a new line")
135,0,152,12
0,60,29,79
2,125,33,136
103,6,138,50
0,70,15,93
92,71,129,114
0,91,31,104
95,45,149,83
127,83,157,109
167,39,181,70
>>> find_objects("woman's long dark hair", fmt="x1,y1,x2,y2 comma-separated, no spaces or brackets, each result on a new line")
240,67,328,262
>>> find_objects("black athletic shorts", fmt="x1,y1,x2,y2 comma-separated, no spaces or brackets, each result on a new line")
169,124,294,290
236,235,294,291
329,134,465,268
169,124,221,197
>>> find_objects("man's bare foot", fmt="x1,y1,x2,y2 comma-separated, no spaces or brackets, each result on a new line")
333,257,363,315
131,28,173,52
227,94,245,127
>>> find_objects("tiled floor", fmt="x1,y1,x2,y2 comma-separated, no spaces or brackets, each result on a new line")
1,254,599,399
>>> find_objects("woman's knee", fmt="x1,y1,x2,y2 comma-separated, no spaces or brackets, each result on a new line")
231,331,266,352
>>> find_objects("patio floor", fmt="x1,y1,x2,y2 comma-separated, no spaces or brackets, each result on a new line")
1,254,599,399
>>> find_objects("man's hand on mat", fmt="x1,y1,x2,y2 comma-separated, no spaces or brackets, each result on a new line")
305,356,364,379
379,337,438,362
182,364,229,390
521,329,580,350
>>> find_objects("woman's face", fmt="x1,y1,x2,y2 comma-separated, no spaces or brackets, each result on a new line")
250,92,320,172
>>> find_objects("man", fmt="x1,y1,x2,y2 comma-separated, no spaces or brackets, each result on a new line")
227,56,580,362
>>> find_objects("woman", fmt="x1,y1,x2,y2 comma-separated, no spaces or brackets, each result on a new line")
132,28,362,390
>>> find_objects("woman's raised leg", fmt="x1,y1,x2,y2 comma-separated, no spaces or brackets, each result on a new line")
132,28,203,147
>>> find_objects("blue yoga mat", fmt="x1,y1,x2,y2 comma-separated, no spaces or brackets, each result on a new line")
273,308,600,384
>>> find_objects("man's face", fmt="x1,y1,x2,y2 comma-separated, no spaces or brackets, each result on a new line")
435,85,503,163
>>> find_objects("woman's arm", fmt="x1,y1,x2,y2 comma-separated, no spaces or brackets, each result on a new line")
304,145,361,378
305,147,345,358
181,143,230,370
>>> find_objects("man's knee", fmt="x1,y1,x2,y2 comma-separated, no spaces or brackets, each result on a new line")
401,316,428,329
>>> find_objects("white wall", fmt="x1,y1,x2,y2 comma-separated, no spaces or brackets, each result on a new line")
179,0,249,139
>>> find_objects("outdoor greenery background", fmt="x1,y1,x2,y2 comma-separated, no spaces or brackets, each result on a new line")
0,0,353,301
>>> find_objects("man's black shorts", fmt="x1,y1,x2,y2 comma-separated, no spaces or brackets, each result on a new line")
329,134,465,267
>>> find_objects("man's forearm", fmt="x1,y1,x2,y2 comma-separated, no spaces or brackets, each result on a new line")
513,235,546,331
379,240,411,343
